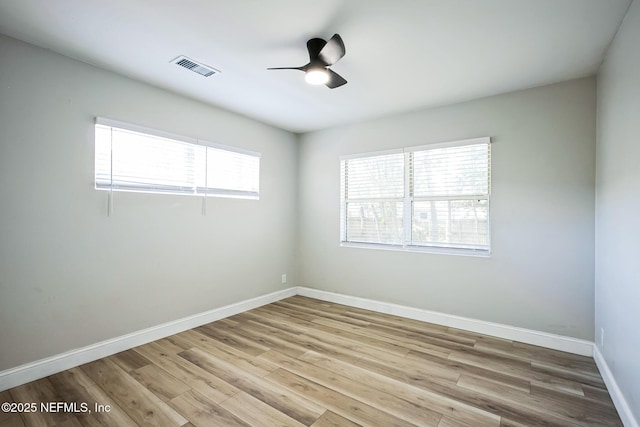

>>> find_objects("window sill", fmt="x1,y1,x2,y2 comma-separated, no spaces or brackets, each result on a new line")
95,186,259,200
340,242,491,257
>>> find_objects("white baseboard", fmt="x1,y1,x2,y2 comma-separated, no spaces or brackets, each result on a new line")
0,287,297,392
296,287,594,356
0,285,598,393
4,285,632,424
594,346,639,427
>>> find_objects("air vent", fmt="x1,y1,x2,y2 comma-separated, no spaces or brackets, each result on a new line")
170,56,219,77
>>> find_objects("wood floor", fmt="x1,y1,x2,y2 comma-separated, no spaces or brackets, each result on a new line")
1,296,622,427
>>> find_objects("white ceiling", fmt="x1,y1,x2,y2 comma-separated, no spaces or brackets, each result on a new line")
0,0,631,133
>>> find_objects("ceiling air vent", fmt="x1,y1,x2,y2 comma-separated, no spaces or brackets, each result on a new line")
171,56,220,77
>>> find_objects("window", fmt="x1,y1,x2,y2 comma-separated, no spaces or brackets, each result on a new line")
340,137,490,255
95,118,260,199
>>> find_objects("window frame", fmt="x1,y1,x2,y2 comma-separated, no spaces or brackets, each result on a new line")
340,137,491,257
94,117,260,200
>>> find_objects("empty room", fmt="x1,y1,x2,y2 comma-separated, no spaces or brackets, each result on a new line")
0,1,638,426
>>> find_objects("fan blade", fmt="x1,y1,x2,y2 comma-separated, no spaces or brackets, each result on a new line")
307,38,327,62
318,34,345,66
325,69,347,89
266,66,304,71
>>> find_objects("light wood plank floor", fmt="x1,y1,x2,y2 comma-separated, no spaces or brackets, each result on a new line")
1,296,622,426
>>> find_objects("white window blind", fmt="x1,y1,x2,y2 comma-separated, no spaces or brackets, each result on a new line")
340,138,490,255
95,118,260,199
340,151,405,245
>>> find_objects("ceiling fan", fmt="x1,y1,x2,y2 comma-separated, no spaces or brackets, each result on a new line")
268,34,347,89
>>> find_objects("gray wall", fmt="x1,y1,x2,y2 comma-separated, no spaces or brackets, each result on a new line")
298,78,596,340
595,0,640,420
0,30,605,376
0,35,298,371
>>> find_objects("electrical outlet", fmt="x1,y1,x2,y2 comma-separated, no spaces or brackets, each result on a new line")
281,274,287,284
600,328,605,349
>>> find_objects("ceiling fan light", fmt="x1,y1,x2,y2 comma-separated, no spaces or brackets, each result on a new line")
305,69,329,85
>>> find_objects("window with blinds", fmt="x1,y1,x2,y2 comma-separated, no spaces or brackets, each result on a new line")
340,137,490,255
95,118,260,199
